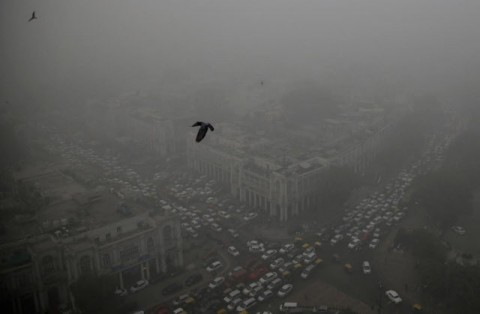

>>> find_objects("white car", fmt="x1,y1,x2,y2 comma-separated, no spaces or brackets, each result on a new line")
206,261,223,272
330,234,343,246
227,246,240,257
270,257,285,270
348,238,361,249
249,244,265,253
173,294,190,306
208,276,225,289
211,223,222,232
243,282,261,296
130,280,149,293
303,253,317,265
236,297,257,312
451,225,466,235
228,228,240,238
267,278,283,290
301,264,316,279
227,297,242,311
261,249,277,260
279,243,295,254
362,261,371,274
114,288,127,296
385,290,402,304
243,212,258,221
277,284,293,297
223,289,241,303
257,289,274,302
369,238,380,249
259,272,278,285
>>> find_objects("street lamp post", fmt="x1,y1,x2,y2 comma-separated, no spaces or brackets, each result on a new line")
378,281,383,314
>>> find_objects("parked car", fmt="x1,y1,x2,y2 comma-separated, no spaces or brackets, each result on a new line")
451,225,466,235
257,289,274,302
226,297,242,311
301,264,316,279
279,243,295,254
261,249,277,261
362,261,372,274
243,212,258,221
277,284,293,297
227,246,240,257
208,276,225,289
259,272,278,285
114,288,127,296
130,280,149,293
270,257,285,270
206,261,223,272
385,290,402,304
236,297,257,312
172,294,190,307
303,253,317,265
267,278,283,291
248,267,268,281
348,238,361,249
369,238,380,249
223,289,241,303
243,282,261,296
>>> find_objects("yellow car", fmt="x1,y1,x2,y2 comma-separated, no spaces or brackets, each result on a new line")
293,263,304,271
302,243,310,249
281,270,291,278
294,236,304,243
412,304,423,312
185,297,195,306
344,263,353,273
314,258,323,265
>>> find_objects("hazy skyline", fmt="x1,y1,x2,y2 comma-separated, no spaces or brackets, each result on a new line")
2,0,480,106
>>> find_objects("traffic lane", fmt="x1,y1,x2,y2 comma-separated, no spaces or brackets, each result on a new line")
127,270,208,312
127,247,232,312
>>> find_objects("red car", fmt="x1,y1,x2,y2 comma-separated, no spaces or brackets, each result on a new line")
247,260,265,272
230,267,248,283
153,304,169,314
248,267,268,281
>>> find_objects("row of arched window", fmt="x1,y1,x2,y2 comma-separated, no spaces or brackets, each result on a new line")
39,224,175,276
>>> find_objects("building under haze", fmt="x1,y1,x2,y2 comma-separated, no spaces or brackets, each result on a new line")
186,100,402,221
187,124,330,221
0,170,183,314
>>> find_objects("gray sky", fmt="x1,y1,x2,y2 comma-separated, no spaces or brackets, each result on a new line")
1,0,480,105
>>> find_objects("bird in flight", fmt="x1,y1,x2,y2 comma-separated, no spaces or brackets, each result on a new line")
28,11,37,22
192,121,214,143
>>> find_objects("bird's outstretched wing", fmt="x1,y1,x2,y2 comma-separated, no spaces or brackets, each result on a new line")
207,124,214,131
28,11,36,21
196,126,208,142
192,121,203,127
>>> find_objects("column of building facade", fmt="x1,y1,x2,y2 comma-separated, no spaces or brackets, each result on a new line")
175,224,183,267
